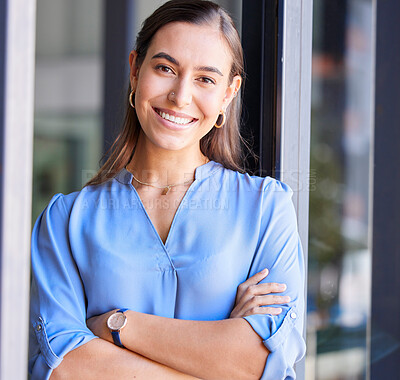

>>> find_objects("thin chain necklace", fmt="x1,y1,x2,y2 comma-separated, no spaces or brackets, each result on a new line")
129,158,209,195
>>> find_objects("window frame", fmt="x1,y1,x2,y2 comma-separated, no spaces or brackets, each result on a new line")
0,0,37,378
370,0,400,376
241,1,313,378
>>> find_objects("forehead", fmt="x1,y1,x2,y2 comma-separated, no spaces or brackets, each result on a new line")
146,22,233,73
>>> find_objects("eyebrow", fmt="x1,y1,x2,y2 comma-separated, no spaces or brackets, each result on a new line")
151,52,224,76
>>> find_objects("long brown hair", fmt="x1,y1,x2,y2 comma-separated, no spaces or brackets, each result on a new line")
85,0,250,187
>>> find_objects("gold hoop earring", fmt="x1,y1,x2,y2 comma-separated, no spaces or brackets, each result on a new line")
214,111,226,128
129,90,135,109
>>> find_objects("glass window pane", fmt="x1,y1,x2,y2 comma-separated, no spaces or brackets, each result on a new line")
307,1,375,379
33,0,104,221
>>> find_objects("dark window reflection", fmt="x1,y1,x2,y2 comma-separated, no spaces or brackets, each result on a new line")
307,1,374,379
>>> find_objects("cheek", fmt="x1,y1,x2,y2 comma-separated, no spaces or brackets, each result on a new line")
136,68,168,102
135,82,164,124
136,77,160,104
197,88,225,110
198,90,226,119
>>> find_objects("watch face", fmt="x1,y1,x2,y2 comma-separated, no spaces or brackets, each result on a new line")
107,312,127,331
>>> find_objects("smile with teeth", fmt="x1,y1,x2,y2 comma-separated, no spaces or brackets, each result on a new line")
155,109,195,125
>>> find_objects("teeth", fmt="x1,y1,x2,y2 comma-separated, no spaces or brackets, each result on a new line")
157,110,192,125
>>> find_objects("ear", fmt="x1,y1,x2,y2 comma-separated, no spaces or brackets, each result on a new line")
129,50,140,91
221,75,242,111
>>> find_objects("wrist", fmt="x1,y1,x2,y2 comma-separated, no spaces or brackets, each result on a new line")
118,310,136,349
107,308,129,348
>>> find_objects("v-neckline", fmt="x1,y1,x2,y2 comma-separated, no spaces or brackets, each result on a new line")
131,180,196,250
122,160,219,251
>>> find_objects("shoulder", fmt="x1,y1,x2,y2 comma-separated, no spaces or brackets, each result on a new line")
217,164,293,197
32,192,80,234
39,172,123,220
37,192,75,216
52,191,80,213
51,168,132,211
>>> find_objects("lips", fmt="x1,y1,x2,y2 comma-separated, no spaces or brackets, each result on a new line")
153,107,197,126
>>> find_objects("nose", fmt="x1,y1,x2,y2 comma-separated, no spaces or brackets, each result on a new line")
168,78,192,108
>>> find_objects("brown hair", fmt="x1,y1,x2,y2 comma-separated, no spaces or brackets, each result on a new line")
85,0,250,187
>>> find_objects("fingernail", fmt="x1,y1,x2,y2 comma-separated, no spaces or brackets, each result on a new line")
276,308,282,314
284,296,291,302
279,284,287,290
261,268,269,275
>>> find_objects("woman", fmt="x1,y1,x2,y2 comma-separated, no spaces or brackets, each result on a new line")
29,1,305,379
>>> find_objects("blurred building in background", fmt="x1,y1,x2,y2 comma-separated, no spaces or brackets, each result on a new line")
33,0,104,220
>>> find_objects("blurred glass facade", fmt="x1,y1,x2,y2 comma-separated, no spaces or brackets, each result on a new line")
33,0,104,221
306,1,375,379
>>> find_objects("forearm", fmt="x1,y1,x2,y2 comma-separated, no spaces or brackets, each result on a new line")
120,311,269,380
50,337,200,380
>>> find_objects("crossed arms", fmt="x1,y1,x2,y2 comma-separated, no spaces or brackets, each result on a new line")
51,270,287,380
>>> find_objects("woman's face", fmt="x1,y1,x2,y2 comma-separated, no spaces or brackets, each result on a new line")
129,21,241,153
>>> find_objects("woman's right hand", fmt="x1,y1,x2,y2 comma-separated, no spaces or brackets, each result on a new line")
230,269,290,318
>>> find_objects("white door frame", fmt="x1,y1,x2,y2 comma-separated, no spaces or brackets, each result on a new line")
0,0,37,378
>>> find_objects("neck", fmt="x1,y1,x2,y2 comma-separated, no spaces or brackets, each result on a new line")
126,135,209,187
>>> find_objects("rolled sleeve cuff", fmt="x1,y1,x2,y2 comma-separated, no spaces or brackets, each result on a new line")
244,307,306,379
30,317,98,380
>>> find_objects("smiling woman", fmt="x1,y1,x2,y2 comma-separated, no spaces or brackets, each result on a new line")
28,1,306,379
127,21,241,154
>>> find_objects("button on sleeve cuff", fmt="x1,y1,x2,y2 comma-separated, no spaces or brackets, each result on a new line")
244,308,306,379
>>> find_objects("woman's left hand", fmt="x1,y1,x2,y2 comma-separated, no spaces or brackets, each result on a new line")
230,269,289,318
87,309,117,342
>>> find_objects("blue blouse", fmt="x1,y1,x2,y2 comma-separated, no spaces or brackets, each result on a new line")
29,160,306,380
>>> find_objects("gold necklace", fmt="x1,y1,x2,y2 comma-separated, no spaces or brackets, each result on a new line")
127,158,210,195
131,172,194,195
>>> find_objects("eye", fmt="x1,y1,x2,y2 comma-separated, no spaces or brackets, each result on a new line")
155,64,174,74
198,76,216,85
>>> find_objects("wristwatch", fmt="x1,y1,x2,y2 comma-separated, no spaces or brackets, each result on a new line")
107,308,128,348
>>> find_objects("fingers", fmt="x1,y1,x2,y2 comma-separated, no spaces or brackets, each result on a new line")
241,282,287,304
230,292,291,319
256,294,291,305
243,306,283,317
238,269,286,295
242,294,290,312
234,294,290,318
232,269,289,319
246,282,287,296
238,268,269,291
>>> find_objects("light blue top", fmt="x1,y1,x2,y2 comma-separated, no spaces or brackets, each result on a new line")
29,160,306,379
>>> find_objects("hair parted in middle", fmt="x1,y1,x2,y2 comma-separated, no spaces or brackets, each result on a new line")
86,0,252,187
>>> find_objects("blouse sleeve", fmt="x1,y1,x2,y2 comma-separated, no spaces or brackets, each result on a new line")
243,180,306,380
29,193,97,380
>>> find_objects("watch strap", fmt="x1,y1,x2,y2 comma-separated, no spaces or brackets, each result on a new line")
111,308,128,348
111,330,125,348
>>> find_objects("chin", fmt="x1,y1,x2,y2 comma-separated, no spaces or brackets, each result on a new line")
141,127,196,152
153,138,189,152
